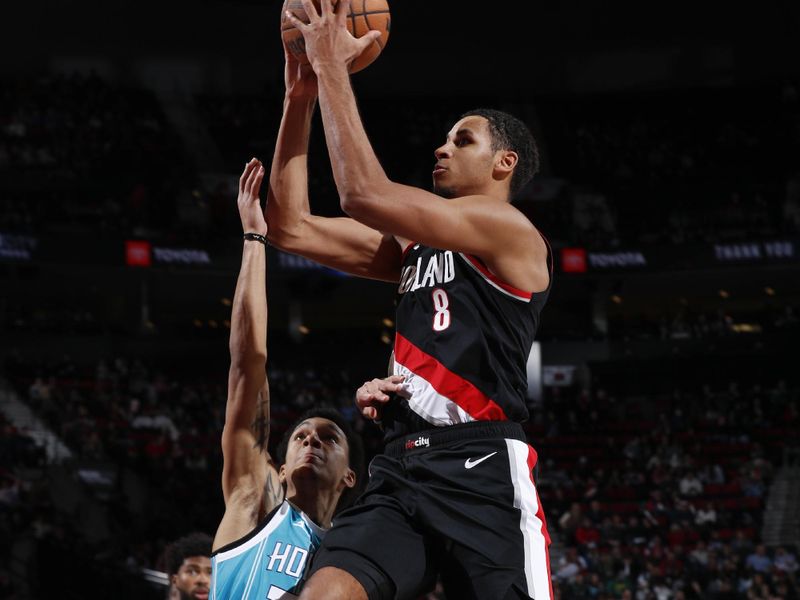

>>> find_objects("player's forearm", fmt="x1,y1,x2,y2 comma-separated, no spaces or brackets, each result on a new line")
315,64,390,213
229,240,267,372
266,96,317,249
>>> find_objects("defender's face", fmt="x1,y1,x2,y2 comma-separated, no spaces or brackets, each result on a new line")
172,556,211,600
433,116,497,198
282,417,353,490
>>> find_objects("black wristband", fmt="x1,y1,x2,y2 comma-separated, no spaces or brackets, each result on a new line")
243,232,267,246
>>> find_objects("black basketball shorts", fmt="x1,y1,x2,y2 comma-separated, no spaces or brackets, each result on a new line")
308,421,553,600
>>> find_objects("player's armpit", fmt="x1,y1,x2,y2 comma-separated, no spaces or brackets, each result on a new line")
217,425,273,549
213,466,271,552
262,461,284,515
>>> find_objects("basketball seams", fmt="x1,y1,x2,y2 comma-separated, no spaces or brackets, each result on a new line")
281,0,389,72
361,0,381,52
282,9,390,29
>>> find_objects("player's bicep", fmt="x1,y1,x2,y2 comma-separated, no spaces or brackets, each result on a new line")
343,182,522,258
221,428,268,503
303,217,402,281
220,378,270,505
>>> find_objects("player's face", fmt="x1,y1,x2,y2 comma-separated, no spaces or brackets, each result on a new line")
172,556,211,600
433,116,497,198
282,417,354,491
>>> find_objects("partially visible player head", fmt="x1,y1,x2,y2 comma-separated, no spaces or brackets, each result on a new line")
276,407,364,511
166,532,212,600
433,108,539,201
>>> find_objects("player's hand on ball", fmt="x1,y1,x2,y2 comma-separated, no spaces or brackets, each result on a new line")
284,0,381,73
284,45,318,100
356,375,405,421
238,158,268,236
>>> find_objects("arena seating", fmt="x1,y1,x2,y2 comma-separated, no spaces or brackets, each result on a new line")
3,349,798,599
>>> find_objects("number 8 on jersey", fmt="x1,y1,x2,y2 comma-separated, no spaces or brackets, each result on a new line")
431,288,451,331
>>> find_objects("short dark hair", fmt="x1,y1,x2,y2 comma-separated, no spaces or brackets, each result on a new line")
460,108,540,197
276,407,365,512
165,532,212,576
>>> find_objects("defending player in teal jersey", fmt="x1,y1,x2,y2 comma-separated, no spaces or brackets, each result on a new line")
211,159,366,600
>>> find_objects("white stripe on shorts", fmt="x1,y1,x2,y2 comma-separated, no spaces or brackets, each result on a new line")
392,360,476,426
506,439,552,600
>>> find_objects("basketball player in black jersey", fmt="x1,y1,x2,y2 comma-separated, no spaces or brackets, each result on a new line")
272,3,554,598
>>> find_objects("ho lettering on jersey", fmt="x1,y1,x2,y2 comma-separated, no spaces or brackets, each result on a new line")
398,251,455,295
266,542,309,579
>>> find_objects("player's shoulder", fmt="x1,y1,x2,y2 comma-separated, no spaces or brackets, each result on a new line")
459,193,533,221
477,196,544,248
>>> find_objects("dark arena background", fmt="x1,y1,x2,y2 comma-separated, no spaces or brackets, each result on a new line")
2,1,800,598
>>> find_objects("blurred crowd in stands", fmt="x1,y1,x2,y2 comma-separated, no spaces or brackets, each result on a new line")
1,349,798,598
4,296,798,348
0,412,47,598
3,73,799,248
535,379,798,599
3,71,800,599
536,82,800,248
609,304,800,343
0,72,188,237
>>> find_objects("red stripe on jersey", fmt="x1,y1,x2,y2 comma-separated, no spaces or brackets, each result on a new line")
394,333,508,422
401,242,417,262
461,254,534,300
527,444,554,599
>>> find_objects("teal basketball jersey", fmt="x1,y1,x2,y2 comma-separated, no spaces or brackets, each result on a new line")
211,500,325,600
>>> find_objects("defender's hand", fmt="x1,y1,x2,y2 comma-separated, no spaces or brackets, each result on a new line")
356,375,405,421
284,0,381,74
238,158,267,236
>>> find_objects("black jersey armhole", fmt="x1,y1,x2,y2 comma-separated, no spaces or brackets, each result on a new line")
211,502,284,557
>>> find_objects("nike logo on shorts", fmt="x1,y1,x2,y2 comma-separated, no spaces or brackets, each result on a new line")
464,451,498,469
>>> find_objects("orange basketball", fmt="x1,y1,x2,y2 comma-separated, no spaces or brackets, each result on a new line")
281,0,391,74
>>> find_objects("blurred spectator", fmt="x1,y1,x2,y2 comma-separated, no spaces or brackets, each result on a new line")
774,547,799,575
678,471,703,497
745,545,773,573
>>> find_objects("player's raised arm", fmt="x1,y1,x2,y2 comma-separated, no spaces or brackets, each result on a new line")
265,46,402,283
284,0,549,292
215,160,283,552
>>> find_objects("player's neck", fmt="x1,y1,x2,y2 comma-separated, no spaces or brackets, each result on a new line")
451,181,510,203
286,486,339,529
486,179,513,203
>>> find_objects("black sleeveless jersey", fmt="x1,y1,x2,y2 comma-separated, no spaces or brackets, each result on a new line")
388,237,553,435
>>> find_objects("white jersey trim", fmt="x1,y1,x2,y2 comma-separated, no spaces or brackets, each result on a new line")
393,361,476,426
506,439,552,600
214,501,291,563
242,536,268,599
214,501,324,565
